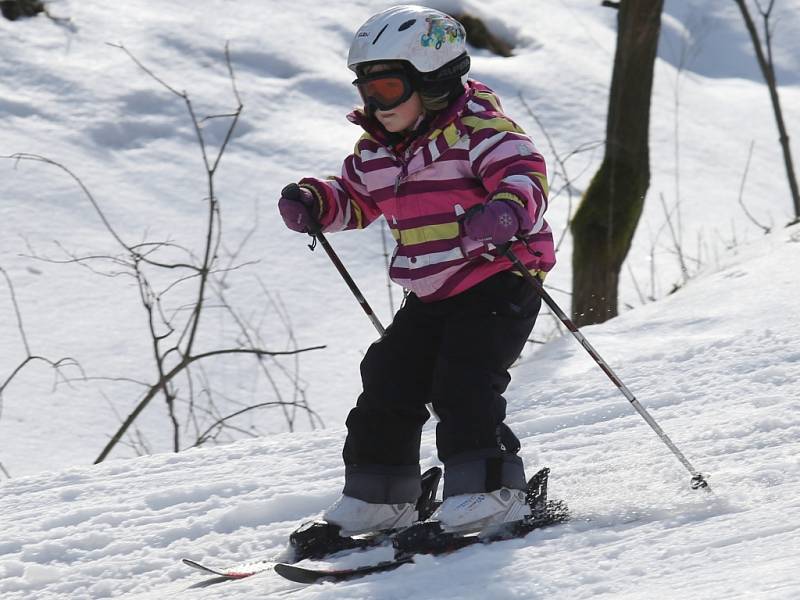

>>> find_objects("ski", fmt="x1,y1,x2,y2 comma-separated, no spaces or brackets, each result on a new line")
182,466,442,581
274,556,414,584
181,529,396,584
274,468,569,584
182,557,273,580
273,503,568,584
183,467,566,585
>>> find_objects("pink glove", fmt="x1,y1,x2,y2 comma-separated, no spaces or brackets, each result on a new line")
278,184,319,233
463,201,521,245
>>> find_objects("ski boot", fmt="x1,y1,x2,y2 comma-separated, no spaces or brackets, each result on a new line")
287,466,442,562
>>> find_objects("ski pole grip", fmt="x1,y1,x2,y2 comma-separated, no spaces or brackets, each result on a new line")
281,183,321,235
459,203,485,223
281,182,302,201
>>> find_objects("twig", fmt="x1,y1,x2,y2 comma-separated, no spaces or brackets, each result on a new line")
6,42,323,464
94,345,325,463
734,0,800,223
0,266,82,403
658,193,689,284
6,154,130,250
626,262,647,305
737,140,771,234
194,400,324,446
517,92,583,252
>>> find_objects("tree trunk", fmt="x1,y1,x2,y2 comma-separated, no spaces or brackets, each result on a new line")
570,0,664,325
0,0,43,21
733,0,800,224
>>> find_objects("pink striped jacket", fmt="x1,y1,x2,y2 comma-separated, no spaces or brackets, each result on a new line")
299,80,554,302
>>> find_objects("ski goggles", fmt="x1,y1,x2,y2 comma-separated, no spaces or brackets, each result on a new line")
352,70,415,112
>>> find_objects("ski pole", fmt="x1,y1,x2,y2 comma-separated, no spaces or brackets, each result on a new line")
503,245,710,492
282,184,386,336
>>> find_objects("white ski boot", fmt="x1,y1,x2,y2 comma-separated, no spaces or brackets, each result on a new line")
322,495,418,536
430,487,531,534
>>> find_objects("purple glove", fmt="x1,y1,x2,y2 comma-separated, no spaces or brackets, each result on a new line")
279,183,318,233
463,201,521,245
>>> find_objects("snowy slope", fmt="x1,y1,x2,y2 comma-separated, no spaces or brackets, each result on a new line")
1,225,799,599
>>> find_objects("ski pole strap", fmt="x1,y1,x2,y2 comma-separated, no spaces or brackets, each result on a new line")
502,245,710,492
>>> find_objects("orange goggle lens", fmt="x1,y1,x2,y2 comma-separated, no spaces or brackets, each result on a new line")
354,72,413,111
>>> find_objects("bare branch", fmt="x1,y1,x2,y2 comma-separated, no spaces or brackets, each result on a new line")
191,346,326,361
106,42,183,97
0,266,83,407
94,344,325,463
224,42,243,107
5,43,324,466
658,193,689,285
1,266,31,355
4,153,130,250
195,400,324,447
733,0,800,222
518,92,581,252
737,140,772,234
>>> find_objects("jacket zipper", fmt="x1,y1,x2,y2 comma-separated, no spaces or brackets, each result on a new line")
394,147,415,194
394,165,407,194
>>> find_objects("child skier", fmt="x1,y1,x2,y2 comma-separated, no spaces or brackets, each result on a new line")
278,5,555,535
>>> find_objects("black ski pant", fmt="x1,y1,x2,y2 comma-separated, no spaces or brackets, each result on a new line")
341,269,541,504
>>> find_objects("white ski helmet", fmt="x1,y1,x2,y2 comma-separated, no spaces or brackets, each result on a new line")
347,5,470,82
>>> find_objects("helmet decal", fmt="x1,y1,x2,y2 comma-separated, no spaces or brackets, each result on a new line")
348,6,470,75
398,19,416,32
373,24,389,45
421,16,465,50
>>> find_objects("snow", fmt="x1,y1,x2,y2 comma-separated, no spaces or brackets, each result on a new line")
1,0,800,598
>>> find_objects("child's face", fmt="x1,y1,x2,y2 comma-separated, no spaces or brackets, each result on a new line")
375,91,424,133
363,63,424,133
